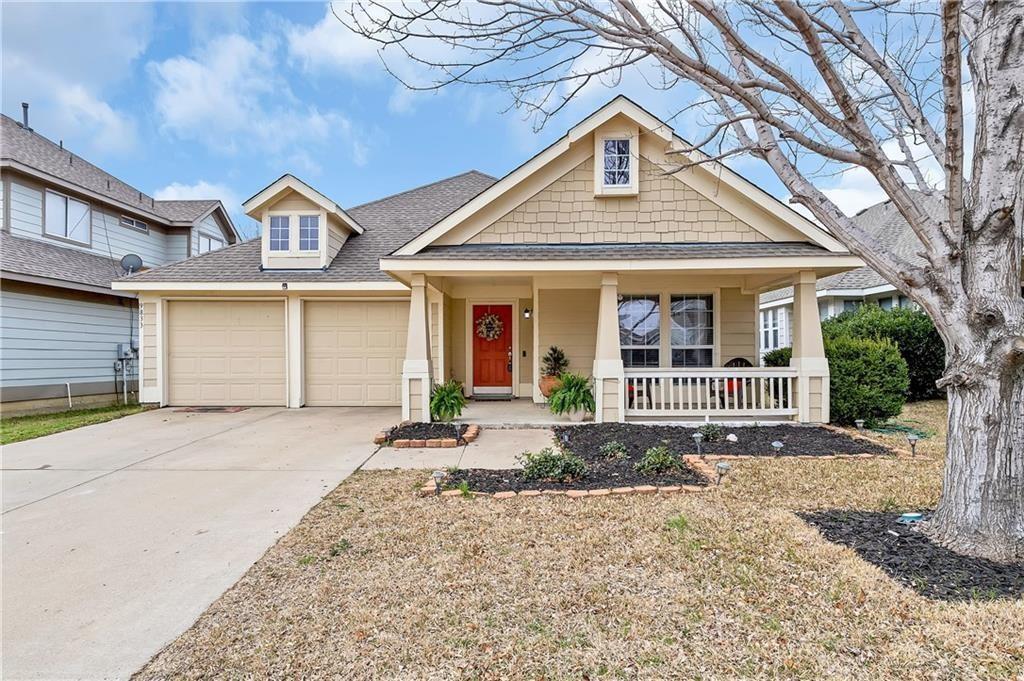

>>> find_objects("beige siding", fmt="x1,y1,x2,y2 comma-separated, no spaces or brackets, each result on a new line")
468,157,767,245
720,288,757,365
519,298,533,385
326,219,349,261
269,192,319,212
538,289,599,377
601,377,620,422
141,301,157,389
408,377,424,422
449,298,466,385
442,294,454,383
808,376,825,423
430,301,440,382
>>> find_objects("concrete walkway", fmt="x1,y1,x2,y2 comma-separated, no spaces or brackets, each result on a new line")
362,427,553,470
2,406,392,680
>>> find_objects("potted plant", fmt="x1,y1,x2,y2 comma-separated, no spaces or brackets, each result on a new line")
430,379,467,422
538,346,569,397
547,372,595,422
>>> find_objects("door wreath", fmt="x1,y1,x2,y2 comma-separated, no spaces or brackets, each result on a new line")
475,313,504,341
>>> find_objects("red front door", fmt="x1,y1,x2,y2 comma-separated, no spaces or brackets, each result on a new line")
472,304,513,390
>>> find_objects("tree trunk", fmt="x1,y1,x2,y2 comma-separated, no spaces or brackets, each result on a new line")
928,349,1024,562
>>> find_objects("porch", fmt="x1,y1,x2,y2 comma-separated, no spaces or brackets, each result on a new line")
395,266,832,425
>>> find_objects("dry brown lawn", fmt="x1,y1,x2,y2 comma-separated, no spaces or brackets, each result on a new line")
138,401,1023,680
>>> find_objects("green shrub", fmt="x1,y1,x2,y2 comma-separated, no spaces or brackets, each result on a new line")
547,372,596,416
762,347,792,368
826,335,909,426
600,441,627,459
822,305,944,400
519,447,588,482
634,445,681,475
430,379,467,422
697,423,723,442
541,346,570,376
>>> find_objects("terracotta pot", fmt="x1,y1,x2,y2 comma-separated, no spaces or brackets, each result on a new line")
538,375,562,398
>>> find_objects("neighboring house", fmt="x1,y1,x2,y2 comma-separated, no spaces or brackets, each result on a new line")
757,194,942,358
116,97,862,424
0,109,239,414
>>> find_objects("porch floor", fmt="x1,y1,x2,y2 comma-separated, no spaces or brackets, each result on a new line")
460,398,566,428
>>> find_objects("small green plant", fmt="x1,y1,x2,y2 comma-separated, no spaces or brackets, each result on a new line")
297,555,316,566
665,513,689,534
541,346,570,376
547,372,596,416
600,441,627,459
457,480,473,498
697,423,723,442
329,539,352,556
877,496,900,512
430,379,467,422
635,445,681,475
519,447,588,482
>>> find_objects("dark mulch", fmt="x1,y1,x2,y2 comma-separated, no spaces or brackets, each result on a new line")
800,510,1024,601
388,422,467,442
553,423,892,458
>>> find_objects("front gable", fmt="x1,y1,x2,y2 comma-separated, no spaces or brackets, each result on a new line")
395,97,847,256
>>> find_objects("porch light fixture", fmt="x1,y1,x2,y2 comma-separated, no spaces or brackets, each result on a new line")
855,419,865,432
906,432,919,457
771,440,784,456
523,308,532,320
431,470,446,496
692,431,704,457
715,461,731,485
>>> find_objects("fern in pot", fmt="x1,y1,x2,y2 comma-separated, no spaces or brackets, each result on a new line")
430,379,467,425
538,346,570,397
547,372,595,422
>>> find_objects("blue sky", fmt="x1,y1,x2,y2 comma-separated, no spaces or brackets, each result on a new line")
2,2,891,238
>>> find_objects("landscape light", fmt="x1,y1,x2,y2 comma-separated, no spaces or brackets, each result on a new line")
906,432,919,457
715,461,731,485
855,419,865,432
771,440,784,456
692,431,704,457
431,470,446,496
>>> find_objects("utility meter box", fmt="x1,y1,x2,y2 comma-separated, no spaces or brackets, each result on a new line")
117,343,137,359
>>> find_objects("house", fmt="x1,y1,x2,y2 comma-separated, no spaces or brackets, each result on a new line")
114,97,863,424
757,194,942,358
0,107,239,414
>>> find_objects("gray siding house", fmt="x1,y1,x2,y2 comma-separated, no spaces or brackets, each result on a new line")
1,110,239,414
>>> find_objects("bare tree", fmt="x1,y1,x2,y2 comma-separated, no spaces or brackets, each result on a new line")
345,0,1024,560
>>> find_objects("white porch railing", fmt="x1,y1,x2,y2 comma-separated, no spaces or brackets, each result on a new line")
624,367,799,419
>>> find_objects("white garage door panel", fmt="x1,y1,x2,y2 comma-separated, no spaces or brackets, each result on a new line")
167,301,286,406
304,301,408,406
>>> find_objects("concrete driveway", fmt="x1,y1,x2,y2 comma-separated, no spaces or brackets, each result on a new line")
2,406,394,680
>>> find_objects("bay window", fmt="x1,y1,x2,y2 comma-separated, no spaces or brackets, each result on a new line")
670,295,714,367
45,190,90,244
618,294,660,367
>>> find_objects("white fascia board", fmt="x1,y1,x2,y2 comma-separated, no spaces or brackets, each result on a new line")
112,280,409,292
380,254,864,274
242,174,364,234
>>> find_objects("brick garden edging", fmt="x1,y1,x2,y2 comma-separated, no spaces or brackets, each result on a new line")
374,424,480,448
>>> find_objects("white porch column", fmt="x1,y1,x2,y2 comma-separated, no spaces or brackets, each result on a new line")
592,272,625,423
402,273,434,422
790,270,829,423
286,296,304,408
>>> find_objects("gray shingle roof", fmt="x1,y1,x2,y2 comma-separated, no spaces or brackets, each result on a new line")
0,231,123,290
0,114,225,226
123,170,498,283
393,242,837,260
760,192,942,304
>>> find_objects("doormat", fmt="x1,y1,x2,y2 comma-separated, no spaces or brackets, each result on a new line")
175,406,250,413
472,394,514,402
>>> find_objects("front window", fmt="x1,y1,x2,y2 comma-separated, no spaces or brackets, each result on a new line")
618,294,660,367
269,215,289,251
299,215,319,251
603,139,631,186
843,300,858,313
671,295,713,367
45,190,90,244
197,233,224,254
761,308,781,351
879,296,893,310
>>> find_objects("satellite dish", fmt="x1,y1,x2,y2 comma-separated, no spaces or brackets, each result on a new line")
120,253,143,274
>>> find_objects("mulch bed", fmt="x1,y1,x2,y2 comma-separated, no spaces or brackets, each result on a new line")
387,422,467,442
553,423,893,458
799,510,1024,601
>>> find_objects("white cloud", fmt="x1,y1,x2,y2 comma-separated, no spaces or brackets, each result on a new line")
149,33,368,167
285,7,380,77
0,2,151,156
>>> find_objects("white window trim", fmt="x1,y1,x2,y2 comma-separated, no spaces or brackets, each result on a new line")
669,294,715,368
43,189,91,246
120,215,149,234
298,214,320,252
269,214,290,252
593,130,640,196
602,138,632,188
619,289,721,368
197,232,225,254
618,294,661,368
267,210,322,256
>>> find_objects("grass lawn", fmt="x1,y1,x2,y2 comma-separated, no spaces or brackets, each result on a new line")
0,403,151,445
138,400,1024,679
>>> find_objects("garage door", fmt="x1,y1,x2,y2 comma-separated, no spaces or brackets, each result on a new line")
304,300,408,406
167,300,286,406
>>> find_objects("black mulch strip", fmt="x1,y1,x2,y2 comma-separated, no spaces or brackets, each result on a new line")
800,510,1024,601
553,423,892,458
387,422,467,442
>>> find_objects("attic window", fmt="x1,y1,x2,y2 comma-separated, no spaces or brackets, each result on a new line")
269,215,289,251
299,215,319,251
197,233,224,254
603,139,631,186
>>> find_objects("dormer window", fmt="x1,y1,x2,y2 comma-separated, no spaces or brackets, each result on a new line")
269,215,290,251
299,215,320,251
603,139,631,186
